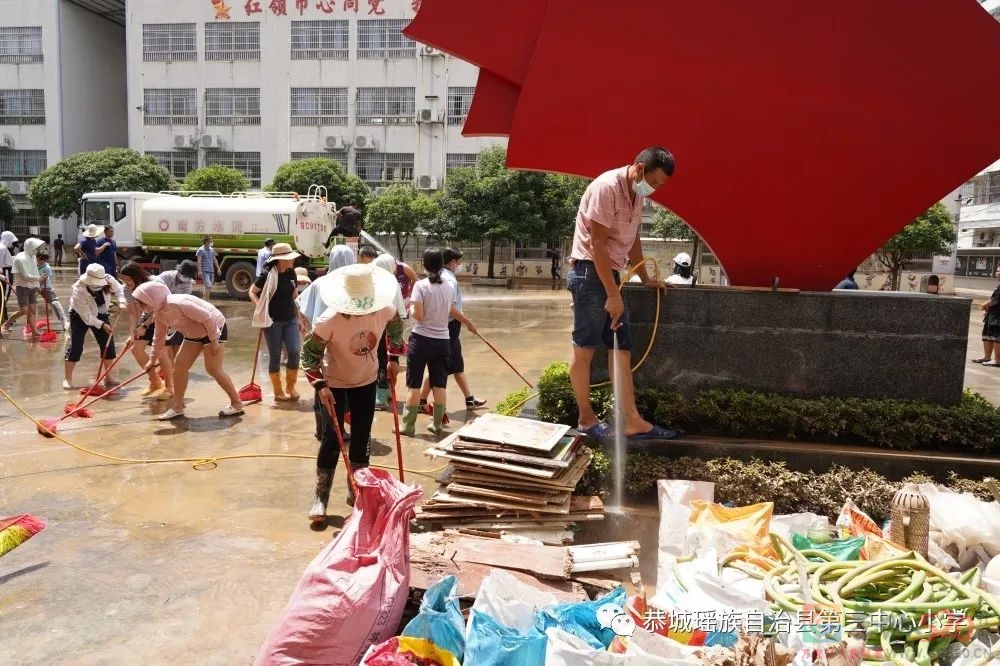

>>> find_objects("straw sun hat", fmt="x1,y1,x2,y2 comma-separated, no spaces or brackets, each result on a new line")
318,263,398,316
268,242,300,262
82,224,104,238
294,267,311,284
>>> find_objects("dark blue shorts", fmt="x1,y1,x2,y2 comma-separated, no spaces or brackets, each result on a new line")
567,261,633,351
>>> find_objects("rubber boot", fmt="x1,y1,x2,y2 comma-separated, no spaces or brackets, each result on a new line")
269,372,289,401
427,404,448,436
398,405,418,437
345,462,368,506
285,368,300,400
374,387,389,410
308,467,335,522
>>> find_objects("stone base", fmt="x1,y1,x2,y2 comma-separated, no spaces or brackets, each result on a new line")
471,277,512,288
593,285,971,405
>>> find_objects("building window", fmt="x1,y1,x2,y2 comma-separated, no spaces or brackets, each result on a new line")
0,90,45,125
0,27,43,65
447,87,474,126
205,88,260,126
146,151,197,181
290,20,348,60
291,88,348,126
446,153,478,172
356,87,414,126
143,89,197,125
0,149,47,179
10,208,44,238
291,151,348,172
355,152,414,187
357,19,415,59
205,151,261,188
205,22,260,61
142,23,197,62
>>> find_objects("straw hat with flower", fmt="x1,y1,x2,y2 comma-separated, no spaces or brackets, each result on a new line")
317,264,398,317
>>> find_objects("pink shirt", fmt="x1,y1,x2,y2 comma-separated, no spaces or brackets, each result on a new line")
149,295,226,355
570,167,644,271
313,305,397,389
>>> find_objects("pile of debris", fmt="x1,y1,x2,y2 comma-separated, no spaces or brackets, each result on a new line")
416,414,603,544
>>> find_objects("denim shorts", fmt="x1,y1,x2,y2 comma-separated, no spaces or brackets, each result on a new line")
567,261,633,351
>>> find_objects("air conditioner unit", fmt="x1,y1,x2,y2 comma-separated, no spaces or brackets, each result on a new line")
0,135,14,149
201,135,221,149
354,136,376,150
8,181,29,195
417,175,438,190
174,135,189,149
421,45,443,57
324,136,343,150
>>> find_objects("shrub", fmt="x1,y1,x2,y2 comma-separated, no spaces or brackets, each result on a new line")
494,386,531,417
519,362,1000,455
576,449,996,524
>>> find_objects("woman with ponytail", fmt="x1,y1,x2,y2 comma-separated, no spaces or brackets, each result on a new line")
398,247,477,436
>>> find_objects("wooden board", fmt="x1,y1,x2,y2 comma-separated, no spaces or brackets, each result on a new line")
454,414,570,455
445,482,563,506
444,535,571,580
408,555,586,602
445,448,593,487
452,435,580,463
430,489,572,514
440,437,578,469
425,448,560,479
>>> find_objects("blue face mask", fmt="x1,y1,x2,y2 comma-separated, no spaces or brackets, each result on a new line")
633,177,656,198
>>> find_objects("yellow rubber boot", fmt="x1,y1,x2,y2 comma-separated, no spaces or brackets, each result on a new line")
285,368,300,400
269,372,289,401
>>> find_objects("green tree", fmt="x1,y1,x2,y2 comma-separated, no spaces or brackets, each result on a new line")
267,158,369,208
364,184,439,257
539,173,589,245
28,148,173,219
651,204,703,274
0,184,15,228
875,202,957,290
181,165,250,194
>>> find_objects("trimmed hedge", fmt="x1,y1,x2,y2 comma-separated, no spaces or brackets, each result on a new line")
575,450,995,525
525,362,1000,455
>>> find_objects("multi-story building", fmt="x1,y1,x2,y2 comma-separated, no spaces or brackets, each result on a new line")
126,0,501,193
0,0,126,239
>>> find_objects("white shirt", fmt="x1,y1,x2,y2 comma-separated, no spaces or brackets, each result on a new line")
410,278,455,340
256,247,272,277
69,276,126,328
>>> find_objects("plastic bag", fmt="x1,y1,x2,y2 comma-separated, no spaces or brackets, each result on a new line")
469,568,559,635
360,575,465,666
255,469,422,666
688,501,773,550
656,480,715,592
791,533,865,561
536,586,627,650
918,483,1000,563
464,607,547,666
548,627,701,665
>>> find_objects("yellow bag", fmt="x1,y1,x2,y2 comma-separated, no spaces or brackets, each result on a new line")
689,501,774,549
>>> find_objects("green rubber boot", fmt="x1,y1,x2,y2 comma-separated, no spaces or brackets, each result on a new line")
427,404,448,436
397,405,418,437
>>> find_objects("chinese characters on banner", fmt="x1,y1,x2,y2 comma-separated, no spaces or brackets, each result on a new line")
214,0,415,18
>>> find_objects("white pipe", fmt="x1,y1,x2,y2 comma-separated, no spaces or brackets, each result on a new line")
569,556,639,573
570,544,636,564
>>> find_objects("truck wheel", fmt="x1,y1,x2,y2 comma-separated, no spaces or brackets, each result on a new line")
224,261,256,300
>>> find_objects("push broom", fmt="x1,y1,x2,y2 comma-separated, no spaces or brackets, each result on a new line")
38,292,58,343
238,330,264,404
0,514,46,558
475,332,534,388
65,337,133,416
386,334,406,482
79,314,122,397
38,366,149,437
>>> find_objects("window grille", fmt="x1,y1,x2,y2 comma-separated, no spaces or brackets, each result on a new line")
447,87,474,126
0,27,43,64
355,152,414,187
0,89,45,125
205,88,261,126
356,87,414,126
142,23,196,62
146,151,197,181
446,153,478,172
143,89,197,125
205,22,260,61
0,149,46,179
9,208,43,237
204,151,261,188
291,88,348,126
291,151,348,172
290,21,348,60
357,19,415,59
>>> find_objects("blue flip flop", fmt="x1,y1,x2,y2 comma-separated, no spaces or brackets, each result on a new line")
628,425,679,441
577,421,613,441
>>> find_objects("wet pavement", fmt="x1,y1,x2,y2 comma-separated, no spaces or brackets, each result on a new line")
0,272,996,663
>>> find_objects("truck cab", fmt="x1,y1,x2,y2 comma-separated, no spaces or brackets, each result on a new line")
80,192,162,257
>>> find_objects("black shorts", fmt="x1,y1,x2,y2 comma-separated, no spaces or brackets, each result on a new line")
446,319,464,374
138,321,183,347
406,332,450,389
184,322,229,345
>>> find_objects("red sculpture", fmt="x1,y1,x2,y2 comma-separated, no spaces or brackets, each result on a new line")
405,0,1000,290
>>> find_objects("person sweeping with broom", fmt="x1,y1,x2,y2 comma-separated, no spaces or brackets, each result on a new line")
300,263,404,522
63,264,126,390
249,243,303,402
119,262,182,401
132,281,244,421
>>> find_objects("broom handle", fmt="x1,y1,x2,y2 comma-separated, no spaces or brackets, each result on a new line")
249,329,262,382
70,312,121,410
322,394,358,497
386,333,404,483
61,361,146,422
474,332,534,388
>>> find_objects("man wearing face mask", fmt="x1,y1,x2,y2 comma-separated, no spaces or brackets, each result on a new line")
567,146,678,442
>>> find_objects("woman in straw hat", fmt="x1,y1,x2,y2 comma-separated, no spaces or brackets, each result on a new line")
74,224,103,276
132,281,245,421
300,263,404,521
64,263,127,390
249,242,303,402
